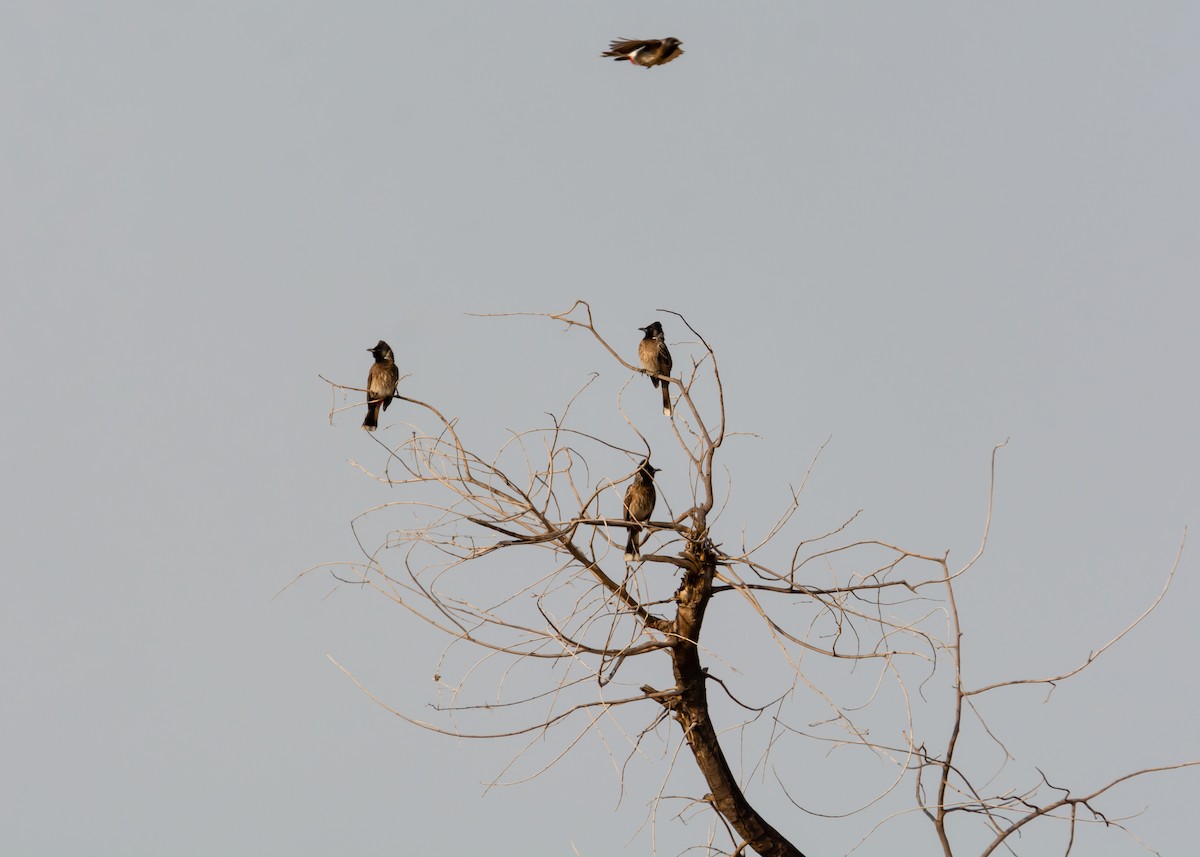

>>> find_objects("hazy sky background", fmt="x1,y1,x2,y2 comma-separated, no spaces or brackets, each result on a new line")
3,3,1198,855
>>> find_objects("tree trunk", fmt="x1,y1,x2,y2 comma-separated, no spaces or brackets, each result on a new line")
665,531,808,857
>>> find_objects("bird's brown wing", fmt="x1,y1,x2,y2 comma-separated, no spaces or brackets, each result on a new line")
602,38,655,58
654,44,683,66
380,363,399,410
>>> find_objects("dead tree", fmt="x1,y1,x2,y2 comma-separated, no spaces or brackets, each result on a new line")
309,300,1193,856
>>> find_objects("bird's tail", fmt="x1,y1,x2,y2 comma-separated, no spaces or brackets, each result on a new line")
661,380,671,417
624,527,639,562
363,401,379,431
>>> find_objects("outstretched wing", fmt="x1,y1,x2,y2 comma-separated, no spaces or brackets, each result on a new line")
602,38,656,59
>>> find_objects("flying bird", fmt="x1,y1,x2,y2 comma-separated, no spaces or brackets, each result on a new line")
623,459,659,561
362,340,399,432
602,37,684,68
638,321,674,416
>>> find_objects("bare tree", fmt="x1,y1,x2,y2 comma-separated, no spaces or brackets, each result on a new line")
307,301,1194,856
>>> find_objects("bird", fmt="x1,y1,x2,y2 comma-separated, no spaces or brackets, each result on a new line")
623,459,659,561
638,321,674,416
601,37,684,68
362,340,399,432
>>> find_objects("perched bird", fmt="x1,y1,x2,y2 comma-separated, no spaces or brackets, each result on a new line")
623,459,659,561
362,340,399,432
602,37,684,68
638,321,674,416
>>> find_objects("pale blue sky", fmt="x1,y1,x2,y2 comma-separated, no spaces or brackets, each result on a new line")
2,3,1197,855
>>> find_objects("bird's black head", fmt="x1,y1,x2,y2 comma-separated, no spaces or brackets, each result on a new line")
368,340,392,360
663,37,682,48
639,321,664,337
638,459,660,476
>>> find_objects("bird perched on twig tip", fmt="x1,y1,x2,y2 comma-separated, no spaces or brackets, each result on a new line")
638,321,674,416
362,340,399,432
602,37,684,68
623,459,659,561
